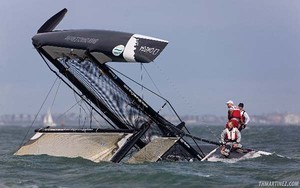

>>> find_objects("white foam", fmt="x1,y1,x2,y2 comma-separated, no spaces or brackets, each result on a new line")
207,150,272,163
207,155,242,163
178,170,211,177
256,151,272,156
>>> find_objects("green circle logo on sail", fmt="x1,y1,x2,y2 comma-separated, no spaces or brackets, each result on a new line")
112,45,125,56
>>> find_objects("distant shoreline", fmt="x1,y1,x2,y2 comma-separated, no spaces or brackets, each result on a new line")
1,112,300,126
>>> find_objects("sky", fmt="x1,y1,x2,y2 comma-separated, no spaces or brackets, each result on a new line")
1,0,300,116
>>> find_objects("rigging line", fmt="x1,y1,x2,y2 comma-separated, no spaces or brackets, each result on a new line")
68,71,118,129
57,97,108,129
142,64,162,96
38,52,117,129
153,62,195,114
78,103,88,129
56,98,83,120
81,96,112,129
152,62,194,121
17,76,59,150
183,132,220,146
142,63,180,122
75,92,83,128
190,137,206,157
180,126,206,156
77,89,118,129
137,63,144,124
82,98,94,128
89,105,92,128
108,65,166,102
140,63,144,100
75,92,89,128
82,98,94,126
183,115,221,141
152,62,221,141
73,91,84,126
142,64,183,123
201,120,221,140
79,105,82,128
108,65,183,122
50,78,61,110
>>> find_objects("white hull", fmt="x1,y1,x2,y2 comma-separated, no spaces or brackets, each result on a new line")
15,131,133,163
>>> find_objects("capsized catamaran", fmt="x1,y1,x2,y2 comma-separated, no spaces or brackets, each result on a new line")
15,8,255,163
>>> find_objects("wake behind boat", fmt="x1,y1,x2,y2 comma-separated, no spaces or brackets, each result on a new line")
15,8,258,163
204,146,272,163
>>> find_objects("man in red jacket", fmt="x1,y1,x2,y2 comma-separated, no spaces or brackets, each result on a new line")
225,100,241,129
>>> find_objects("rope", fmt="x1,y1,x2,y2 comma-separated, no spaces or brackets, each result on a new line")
140,63,144,100
108,65,183,122
38,52,118,129
152,62,221,142
50,78,61,111
142,64,162,96
17,77,58,150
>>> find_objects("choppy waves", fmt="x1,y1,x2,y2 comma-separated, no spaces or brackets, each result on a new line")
0,125,299,187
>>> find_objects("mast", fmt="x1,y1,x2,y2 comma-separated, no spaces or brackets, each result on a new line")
87,53,178,135
36,47,129,129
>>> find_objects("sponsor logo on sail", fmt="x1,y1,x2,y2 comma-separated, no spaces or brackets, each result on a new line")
65,35,99,44
112,45,125,56
139,46,160,55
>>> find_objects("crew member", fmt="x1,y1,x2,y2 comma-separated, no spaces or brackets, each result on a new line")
226,100,241,128
238,103,250,131
220,121,242,157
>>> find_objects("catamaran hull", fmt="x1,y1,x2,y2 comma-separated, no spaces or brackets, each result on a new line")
15,130,133,163
15,128,203,163
199,145,256,161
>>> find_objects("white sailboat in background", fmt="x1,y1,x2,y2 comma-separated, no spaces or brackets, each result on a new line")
43,110,56,127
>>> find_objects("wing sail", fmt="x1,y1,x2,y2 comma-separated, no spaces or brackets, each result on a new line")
38,8,67,33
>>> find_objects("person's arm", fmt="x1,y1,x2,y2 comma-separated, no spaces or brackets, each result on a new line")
244,111,250,125
228,109,233,120
236,129,241,143
220,129,226,144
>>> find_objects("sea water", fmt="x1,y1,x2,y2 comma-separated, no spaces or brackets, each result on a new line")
0,125,299,187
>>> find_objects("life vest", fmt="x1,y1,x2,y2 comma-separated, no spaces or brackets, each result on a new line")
225,128,239,142
231,107,241,119
226,119,239,128
228,106,241,119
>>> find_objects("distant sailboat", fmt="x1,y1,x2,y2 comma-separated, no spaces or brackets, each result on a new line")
43,110,56,127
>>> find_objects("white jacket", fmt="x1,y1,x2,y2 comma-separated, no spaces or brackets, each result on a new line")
220,127,241,143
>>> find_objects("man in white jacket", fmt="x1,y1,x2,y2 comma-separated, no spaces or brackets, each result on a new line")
238,103,250,131
220,121,242,157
